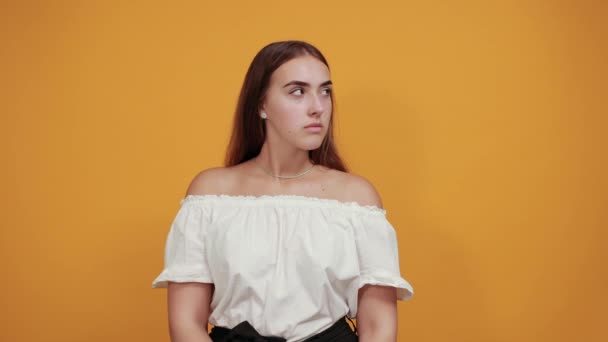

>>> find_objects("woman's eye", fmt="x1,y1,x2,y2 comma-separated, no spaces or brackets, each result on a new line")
322,88,332,95
291,88,303,96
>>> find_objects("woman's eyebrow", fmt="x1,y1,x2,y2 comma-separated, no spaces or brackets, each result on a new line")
282,80,333,88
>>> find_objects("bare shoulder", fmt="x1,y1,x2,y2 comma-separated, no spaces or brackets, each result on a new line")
185,166,236,196
335,170,384,209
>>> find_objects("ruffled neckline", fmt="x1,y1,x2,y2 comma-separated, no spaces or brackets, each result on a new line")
181,194,387,215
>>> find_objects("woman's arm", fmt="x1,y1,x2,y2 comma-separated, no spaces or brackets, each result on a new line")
357,285,398,342
345,173,402,341
167,282,214,342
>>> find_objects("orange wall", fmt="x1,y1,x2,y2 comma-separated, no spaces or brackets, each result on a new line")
1,1,606,341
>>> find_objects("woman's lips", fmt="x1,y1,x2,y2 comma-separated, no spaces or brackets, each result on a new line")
304,123,323,133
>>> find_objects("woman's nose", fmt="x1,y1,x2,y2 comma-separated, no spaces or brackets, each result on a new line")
308,94,325,116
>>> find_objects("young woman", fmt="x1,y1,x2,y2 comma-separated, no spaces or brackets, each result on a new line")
152,40,414,342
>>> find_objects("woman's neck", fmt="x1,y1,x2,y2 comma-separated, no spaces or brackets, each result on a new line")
255,142,313,178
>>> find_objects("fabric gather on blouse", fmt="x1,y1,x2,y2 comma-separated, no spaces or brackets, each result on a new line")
152,194,414,342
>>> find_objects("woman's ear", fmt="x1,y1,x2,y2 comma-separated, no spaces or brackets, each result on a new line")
259,103,267,119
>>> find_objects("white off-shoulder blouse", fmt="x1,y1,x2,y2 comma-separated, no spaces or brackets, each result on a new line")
152,194,414,342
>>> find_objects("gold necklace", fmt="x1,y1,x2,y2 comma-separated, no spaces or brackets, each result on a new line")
254,157,315,179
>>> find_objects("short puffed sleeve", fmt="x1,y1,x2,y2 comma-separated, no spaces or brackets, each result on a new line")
352,209,414,300
151,199,213,288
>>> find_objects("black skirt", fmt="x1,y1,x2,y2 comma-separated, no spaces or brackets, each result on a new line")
209,316,358,341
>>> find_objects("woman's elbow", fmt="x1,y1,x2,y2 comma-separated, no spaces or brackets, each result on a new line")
358,319,397,342
168,319,211,342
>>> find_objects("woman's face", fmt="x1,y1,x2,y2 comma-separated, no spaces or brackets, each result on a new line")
260,54,333,151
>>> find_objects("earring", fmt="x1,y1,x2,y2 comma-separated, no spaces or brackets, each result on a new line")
260,112,267,119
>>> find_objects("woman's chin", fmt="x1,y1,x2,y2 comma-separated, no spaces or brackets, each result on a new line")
297,139,325,151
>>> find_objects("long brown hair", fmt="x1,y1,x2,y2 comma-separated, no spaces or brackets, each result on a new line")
224,40,348,172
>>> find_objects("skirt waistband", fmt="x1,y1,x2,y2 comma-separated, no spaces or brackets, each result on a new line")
209,316,358,342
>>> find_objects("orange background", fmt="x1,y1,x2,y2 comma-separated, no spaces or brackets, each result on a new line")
1,1,606,341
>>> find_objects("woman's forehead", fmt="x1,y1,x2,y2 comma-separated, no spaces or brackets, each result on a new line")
271,56,330,85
